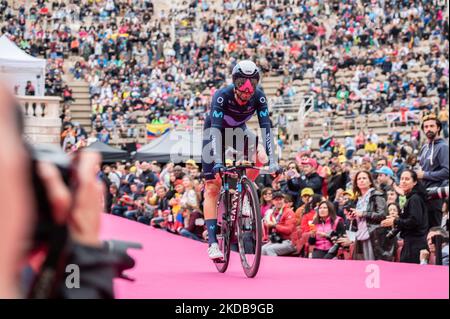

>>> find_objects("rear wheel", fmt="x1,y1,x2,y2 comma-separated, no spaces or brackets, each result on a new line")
237,178,262,278
214,191,231,273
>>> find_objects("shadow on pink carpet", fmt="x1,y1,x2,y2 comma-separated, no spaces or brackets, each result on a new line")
100,214,449,299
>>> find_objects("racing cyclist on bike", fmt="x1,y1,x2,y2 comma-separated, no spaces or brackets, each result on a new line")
202,60,280,260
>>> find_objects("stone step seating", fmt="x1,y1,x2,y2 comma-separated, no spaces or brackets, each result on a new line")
66,81,92,130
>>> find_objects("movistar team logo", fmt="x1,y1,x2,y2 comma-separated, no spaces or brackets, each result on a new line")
259,109,269,118
213,111,224,118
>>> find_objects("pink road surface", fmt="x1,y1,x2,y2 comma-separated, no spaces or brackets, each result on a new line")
100,214,449,299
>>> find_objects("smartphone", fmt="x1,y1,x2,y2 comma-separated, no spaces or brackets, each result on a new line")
287,170,296,177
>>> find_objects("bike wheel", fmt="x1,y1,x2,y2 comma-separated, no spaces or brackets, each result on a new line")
237,178,262,278
215,191,231,273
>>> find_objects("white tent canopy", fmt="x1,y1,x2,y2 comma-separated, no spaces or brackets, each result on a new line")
0,35,46,96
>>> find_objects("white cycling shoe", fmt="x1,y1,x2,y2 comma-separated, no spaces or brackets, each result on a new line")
208,243,224,260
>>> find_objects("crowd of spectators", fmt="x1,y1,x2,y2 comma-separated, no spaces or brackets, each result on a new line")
101,111,448,265
2,0,448,148
0,0,71,98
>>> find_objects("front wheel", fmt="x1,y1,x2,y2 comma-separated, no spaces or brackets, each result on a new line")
237,178,262,278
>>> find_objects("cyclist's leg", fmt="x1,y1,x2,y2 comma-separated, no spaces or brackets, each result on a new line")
202,116,222,246
204,177,221,245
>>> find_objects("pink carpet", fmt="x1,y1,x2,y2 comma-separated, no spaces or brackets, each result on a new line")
100,214,449,299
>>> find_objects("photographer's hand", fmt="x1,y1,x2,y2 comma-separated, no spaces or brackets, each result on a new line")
0,85,33,298
70,151,104,247
38,151,103,247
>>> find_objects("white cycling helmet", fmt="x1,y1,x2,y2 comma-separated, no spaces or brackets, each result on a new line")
232,60,260,83
232,60,260,103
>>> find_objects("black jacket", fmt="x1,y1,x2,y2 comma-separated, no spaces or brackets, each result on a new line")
255,173,274,190
287,172,323,195
395,186,429,239
327,172,349,202
283,173,323,209
140,170,159,188
157,196,170,212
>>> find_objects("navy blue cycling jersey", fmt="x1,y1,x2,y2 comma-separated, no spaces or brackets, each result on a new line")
208,85,276,164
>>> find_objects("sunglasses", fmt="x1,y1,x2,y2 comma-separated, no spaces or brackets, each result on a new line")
234,77,258,93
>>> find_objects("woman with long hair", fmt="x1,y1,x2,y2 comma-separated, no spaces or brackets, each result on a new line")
381,170,428,263
308,200,345,259
347,170,387,260
260,188,274,219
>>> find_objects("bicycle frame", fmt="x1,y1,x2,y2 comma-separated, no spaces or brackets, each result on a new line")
219,164,274,222
219,165,263,245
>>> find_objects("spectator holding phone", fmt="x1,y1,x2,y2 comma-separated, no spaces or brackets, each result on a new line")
283,158,323,209
280,161,302,208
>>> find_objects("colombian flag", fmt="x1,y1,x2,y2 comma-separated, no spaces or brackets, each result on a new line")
146,123,171,139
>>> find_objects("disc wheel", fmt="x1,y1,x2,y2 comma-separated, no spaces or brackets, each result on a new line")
236,178,262,278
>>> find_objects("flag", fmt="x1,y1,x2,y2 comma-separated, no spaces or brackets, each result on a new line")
146,123,171,139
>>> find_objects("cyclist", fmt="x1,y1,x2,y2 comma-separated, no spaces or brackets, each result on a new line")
202,60,280,260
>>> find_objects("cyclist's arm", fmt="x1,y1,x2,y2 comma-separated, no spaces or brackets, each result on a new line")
256,93,276,165
210,92,226,164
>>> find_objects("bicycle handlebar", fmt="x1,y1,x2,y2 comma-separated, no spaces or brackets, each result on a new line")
221,165,285,177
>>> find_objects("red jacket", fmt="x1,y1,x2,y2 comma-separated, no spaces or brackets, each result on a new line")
300,210,316,234
273,205,296,240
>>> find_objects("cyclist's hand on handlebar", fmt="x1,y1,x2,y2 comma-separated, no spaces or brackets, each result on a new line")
213,163,226,175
